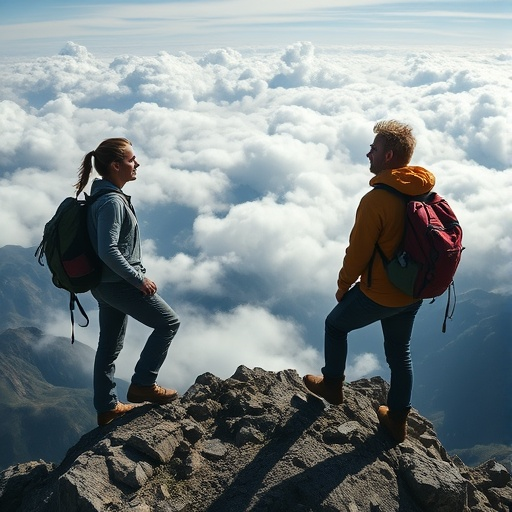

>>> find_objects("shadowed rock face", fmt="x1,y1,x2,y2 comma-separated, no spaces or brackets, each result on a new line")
1,366,511,512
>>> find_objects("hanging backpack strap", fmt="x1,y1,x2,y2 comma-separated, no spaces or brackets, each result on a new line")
442,281,457,333
367,243,389,288
367,248,376,288
69,292,90,344
367,184,403,289
374,243,389,265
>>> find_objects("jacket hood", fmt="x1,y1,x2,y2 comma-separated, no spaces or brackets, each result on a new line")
369,166,435,196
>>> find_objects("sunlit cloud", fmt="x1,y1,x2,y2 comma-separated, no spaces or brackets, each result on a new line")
2,40,511,387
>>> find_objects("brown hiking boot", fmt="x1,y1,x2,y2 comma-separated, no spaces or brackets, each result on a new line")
97,402,135,426
377,405,409,443
303,374,344,405
127,383,178,404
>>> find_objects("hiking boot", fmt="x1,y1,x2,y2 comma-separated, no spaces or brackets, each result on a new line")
377,405,409,443
97,402,135,426
303,374,344,405
127,383,178,405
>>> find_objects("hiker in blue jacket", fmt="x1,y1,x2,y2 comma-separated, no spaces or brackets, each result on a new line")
75,137,180,426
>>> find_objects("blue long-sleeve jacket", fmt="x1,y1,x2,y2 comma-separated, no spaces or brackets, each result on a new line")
87,178,145,288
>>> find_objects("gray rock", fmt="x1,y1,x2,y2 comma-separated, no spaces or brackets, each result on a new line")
201,439,228,461
400,453,467,511
126,421,183,463
0,367,511,512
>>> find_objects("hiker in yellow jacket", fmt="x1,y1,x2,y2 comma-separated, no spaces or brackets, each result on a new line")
304,120,435,443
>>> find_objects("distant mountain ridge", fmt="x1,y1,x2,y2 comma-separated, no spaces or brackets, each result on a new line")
413,289,512,452
0,245,60,330
0,245,510,471
0,326,130,471
0,326,96,469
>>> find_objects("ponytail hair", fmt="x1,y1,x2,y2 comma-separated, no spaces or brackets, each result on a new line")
74,137,132,196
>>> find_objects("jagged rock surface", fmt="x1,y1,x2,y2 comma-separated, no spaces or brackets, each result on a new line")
1,367,511,512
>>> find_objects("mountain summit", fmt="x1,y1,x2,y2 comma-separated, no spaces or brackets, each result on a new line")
1,244,511,471
1,366,510,511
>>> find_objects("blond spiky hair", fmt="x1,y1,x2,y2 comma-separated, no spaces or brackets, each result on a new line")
373,120,416,166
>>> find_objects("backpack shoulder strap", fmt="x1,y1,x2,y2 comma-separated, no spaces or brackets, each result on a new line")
368,183,426,287
83,188,122,203
372,183,405,198
85,188,135,215
372,183,435,203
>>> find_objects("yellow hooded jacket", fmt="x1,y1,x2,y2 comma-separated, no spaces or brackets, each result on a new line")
337,166,436,307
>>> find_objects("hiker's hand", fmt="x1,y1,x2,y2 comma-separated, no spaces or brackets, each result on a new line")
335,289,345,302
140,278,157,296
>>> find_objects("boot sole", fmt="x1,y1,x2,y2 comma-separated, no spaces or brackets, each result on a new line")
127,392,178,404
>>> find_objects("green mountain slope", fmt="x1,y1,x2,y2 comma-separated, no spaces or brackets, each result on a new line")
0,327,97,470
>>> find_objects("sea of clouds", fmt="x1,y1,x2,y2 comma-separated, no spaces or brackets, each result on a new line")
1,41,510,392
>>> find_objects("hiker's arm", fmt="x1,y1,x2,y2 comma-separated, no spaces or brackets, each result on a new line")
95,199,145,288
336,193,382,301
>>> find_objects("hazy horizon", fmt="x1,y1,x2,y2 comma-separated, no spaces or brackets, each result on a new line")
1,1,509,58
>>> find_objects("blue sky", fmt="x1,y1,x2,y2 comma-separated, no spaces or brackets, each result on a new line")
1,0,510,58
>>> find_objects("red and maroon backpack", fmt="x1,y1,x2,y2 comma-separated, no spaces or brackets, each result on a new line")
370,184,464,331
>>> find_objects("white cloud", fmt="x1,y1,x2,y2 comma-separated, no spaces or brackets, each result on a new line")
165,303,322,389
2,41,512,387
345,353,381,381
192,193,350,297
42,301,324,394
142,239,230,295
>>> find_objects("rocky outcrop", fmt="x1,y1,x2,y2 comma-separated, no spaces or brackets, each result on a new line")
1,366,511,511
